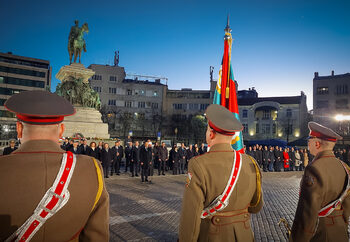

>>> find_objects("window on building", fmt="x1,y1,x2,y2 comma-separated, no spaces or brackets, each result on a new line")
153,91,158,97
272,123,276,134
127,89,132,95
109,76,117,82
109,87,116,94
286,109,292,118
93,86,101,93
335,99,348,109
317,87,329,95
151,103,159,109
262,124,270,134
138,102,145,108
0,75,45,88
243,124,248,134
286,124,293,135
92,75,102,80
0,65,46,78
200,103,209,110
316,100,329,109
189,103,199,110
336,85,348,95
256,123,259,134
262,110,270,119
242,109,248,118
125,101,132,107
108,100,116,106
139,90,145,96
173,103,186,110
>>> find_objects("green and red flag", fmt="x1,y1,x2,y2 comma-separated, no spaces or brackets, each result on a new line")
213,17,244,153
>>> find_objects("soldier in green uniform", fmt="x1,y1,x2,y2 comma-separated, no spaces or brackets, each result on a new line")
179,104,263,242
0,91,109,241
290,121,350,242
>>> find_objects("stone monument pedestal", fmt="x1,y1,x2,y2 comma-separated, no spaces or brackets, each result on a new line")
56,63,110,139
56,63,95,83
63,106,110,139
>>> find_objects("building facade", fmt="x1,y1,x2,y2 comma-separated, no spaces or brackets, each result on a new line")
88,64,166,139
238,89,308,142
313,71,350,143
0,52,51,138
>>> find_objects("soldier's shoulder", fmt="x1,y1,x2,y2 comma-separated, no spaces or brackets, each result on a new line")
242,153,260,173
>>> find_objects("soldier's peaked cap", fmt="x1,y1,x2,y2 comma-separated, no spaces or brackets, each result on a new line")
205,104,243,136
5,90,75,125
308,121,342,142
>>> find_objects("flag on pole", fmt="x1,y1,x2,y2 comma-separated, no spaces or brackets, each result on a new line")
213,16,244,153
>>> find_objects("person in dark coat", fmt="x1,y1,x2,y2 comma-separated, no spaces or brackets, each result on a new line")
168,145,176,170
153,142,160,171
262,146,269,172
111,140,123,175
100,143,113,178
87,141,100,160
3,140,17,155
256,145,263,167
158,142,168,176
68,140,82,154
131,141,141,177
96,141,104,161
60,138,70,151
246,146,253,156
179,143,187,174
124,141,132,173
199,143,207,155
186,144,194,169
289,147,296,171
268,146,275,172
80,139,90,155
172,146,180,175
140,140,153,182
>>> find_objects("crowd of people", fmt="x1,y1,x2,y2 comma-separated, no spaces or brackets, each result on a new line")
59,138,208,182
245,144,350,172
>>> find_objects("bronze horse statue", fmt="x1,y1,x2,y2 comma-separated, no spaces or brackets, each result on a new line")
68,22,89,64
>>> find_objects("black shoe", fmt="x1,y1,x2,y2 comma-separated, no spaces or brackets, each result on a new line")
105,176,109,178
141,180,144,183
162,173,165,175
135,174,139,177
117,173,120,175
158,173,161,176
132,175,134,177
145,179,149,182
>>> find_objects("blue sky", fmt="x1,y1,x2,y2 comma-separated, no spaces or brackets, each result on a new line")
1,0,349,110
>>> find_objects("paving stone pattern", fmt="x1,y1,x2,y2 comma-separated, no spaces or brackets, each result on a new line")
106,171,304,241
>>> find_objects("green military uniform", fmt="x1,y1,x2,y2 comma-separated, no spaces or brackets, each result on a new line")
179,104,263,241
290,122,350,242
0,91,109,241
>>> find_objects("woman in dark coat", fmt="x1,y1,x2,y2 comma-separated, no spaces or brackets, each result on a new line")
172,146,180,175
87,141,100,160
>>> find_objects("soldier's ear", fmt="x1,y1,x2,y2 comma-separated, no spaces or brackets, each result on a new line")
59,123,65,138
16,121,23,139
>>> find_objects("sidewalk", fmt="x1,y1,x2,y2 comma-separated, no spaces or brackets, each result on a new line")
106,171,303,241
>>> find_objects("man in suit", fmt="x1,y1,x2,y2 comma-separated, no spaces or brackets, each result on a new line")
131,141,141,177
290,122,350,241
68,140,82,154
179,143,187,174
80,139,90,155
100,143,113,178
124,141,133,174
179,104,263,241
0,90,109,241
60,138,69,151
3,140,17,155
111,140,123,175
158,142,168,176
140,140,153,183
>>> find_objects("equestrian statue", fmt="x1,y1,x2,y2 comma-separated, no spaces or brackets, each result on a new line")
68,20,89,64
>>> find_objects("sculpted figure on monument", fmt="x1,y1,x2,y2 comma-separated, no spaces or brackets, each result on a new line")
68,20,89,64
55,78,101,110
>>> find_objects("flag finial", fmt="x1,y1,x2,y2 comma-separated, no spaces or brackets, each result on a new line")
225,14,231,34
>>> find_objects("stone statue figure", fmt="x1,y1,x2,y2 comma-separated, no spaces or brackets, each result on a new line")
114,51,119,66
55,78,101,110
68,20,89,64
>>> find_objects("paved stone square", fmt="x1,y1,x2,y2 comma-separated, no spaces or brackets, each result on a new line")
106,170,304,242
